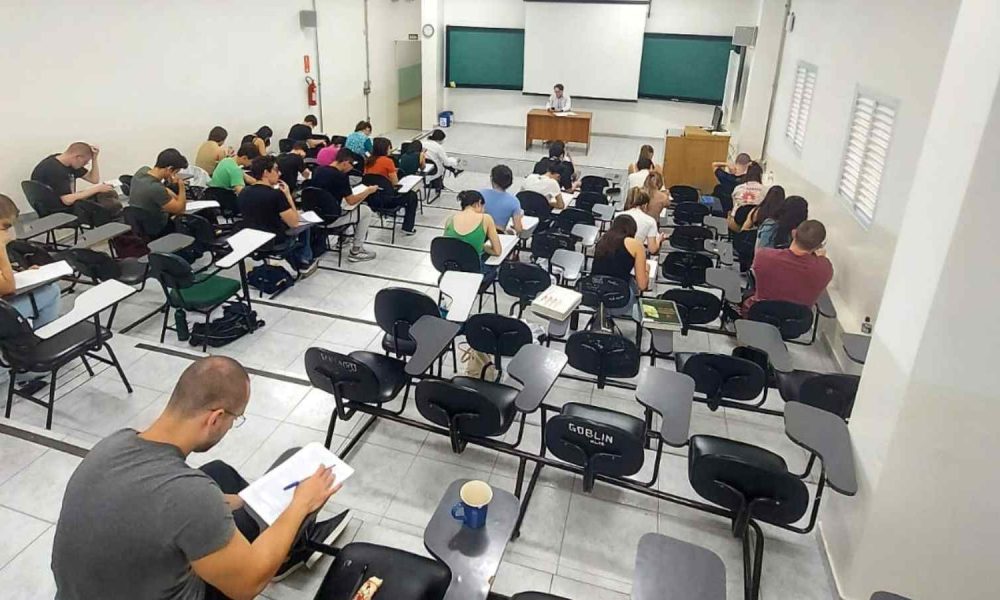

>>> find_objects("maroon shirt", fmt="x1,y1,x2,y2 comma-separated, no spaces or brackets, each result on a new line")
744,247,833,313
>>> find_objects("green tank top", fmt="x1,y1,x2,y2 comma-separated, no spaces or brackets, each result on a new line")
445,216,487,254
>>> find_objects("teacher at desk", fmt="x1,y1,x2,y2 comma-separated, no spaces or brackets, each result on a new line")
546,83,572,112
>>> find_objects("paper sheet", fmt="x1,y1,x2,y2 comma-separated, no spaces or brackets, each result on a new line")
14,261,73,292
398,174,422,193
352,184,369,196
238,442,355,525
299,210,324,224
184,200,220,213
554,111,577,117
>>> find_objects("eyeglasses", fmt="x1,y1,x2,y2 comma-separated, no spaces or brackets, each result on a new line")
211,408,246,428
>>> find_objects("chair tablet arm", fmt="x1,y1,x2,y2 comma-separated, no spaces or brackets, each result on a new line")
816,290,837,319
784,401,858,495
405,315,461,376
635,367,696,447
507,344,568,413
705,267,743,304
34,280,137,340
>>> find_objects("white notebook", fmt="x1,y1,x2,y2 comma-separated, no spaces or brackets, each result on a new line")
14,261,73,292
531,284,582,322
299,210,324,224
239,443,355,525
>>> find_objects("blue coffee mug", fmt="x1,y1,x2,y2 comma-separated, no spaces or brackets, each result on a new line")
450,480,493,529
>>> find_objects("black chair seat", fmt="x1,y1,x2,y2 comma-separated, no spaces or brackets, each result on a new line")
16,323,111,372
774,369,816,404
546,402,647,489
349,351,407,403
775,370,860,419
674,352,767,408
313,542,451,600
117,258,149,285
659,289,721,326
690,434,787,474
451,376,519,432
381,332,417,356
511,593,572,600
561,402,645,440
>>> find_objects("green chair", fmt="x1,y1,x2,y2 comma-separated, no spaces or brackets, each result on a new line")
147,252,242,352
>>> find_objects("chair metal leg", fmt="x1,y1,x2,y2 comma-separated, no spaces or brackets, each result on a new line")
80,355,95,377
324,409,338,449
202,311,212,353
4,372,15,418
159,305,170,343
492,282,499,313
511,462,543,541
45,369,58,430
104,343,133,394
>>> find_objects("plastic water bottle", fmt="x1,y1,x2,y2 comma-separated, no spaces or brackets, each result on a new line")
765,171,776,186
175,309,190,341
861,317,872,335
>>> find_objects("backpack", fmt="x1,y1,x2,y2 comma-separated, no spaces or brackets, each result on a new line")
189,303,264,348
247,264,294,295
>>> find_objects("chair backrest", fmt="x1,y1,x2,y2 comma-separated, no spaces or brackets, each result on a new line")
799,373,861,419
464,314,533,360
748,300,814,340
173,213,219,247
300,186,343,221
566,331,640,381
555,207,594,233
689,434,810,526
576,274,630,310
517,190,552,220
147,252,196,291
74,198,118,228
5,240,56,269
64,248,121,282
659,289,721,327
498,261,551,301
669,185,700,204
203,186,241,219
575,191,607,212
415,379,512,439
21,180,68,217
0,300,40,360
118,174,133,195
680,353,767,403
373,287,439,341
669,226,714,252
122,206,160,240
304,347,384,405
731,229,757,271
361,173,395,194
545,402,646,482
733,204,755,228
661,252,714,288
430,237,481,274
530,230,575,262
278,138,293,153
673,202,710,226
580,175,610,194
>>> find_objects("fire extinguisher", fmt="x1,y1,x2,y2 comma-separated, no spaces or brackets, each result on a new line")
305,76,317,107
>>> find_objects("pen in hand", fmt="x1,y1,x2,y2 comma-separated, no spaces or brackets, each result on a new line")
283,464,329,491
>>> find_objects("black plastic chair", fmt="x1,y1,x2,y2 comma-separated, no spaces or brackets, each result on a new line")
6,241,57,269
361,173,405,244
669,185,700,204
748,300,815,341
313,542,451,600
659,289,722,335
73,198,120,229
517,190,553,222
732,204,755,229
118,174,133,196
300,186,355,267
0,299,132,429
430,237,498,313
21,180,71,218
498,261,551,318
566,330,640,389
203,187,241,221
415,377,523,453
775,371,860,419
732,229,757,272
463,313,533,381
63,248,148,288
575,274,631,331
673,202,710,226
668,226,714,253
575,191,607,212
278,138,294,153
529,230,577,281
173,213,229,262
675,352,768,411
545,402,647,492
373,287,439,358
554,207,594,236
580,175,610,194
660,251,714,288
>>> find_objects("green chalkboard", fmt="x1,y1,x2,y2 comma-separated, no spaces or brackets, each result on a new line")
446,26,524,90
639,34,733,104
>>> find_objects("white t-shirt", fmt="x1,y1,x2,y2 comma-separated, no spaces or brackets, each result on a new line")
628,169,650,190
624,208,659,244
521,173,562,203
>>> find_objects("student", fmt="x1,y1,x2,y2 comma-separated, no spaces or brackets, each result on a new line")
731,161,765,211
209,143,260,194
712,152,752,212
521,161,566,209
480,164,523,234
537,141,576,191
52,357,343,600
30,142,113,208
422,129,463,179
243,126,273,156
397,140,425,177
763,195,808,249
444,190,502,281
546,83,572,112
310,148,379,262
627,157,654,190
287,115,327,149
345,121,373,157
276,141,311,192
592,214,648,318
743,219,832,315
743,185,786,236
627,144,661,175
130,148,190,237
315,135,345,167
363,137,418,235
238,155,317,275
195,126,231,175
641,171,671,218
622,187,664,254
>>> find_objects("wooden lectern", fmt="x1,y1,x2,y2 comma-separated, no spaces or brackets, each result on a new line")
663,126,731,192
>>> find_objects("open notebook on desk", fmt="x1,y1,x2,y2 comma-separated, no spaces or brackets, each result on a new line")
239,442,355,525
14,261,73,293
398,174,422,194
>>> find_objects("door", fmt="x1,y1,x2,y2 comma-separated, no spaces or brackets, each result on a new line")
394,40,422,130
316,0,369,135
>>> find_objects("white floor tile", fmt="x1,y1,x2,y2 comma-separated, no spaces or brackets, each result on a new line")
0,506,50,569
0,525,56,600
0,450,81,523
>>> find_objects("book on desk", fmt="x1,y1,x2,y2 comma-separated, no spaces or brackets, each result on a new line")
641,298,683,332
531,285,582,322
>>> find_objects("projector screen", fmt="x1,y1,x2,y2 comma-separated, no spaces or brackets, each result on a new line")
523,1,648,101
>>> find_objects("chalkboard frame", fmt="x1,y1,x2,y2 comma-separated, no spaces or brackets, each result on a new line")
638,32,735,105
445,25,526,91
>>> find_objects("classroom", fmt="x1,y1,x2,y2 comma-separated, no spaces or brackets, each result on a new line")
0,0,993,599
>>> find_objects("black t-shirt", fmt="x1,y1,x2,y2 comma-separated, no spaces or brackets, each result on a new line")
276,153,306,191
238,184,291,237
31,154,87,198
288,124,312,142
310,166,353,214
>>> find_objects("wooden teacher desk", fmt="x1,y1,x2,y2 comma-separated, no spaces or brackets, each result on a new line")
526,109,593,154
663,126,731,192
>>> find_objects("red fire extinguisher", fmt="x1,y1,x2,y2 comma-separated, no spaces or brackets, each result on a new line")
306,76,318,107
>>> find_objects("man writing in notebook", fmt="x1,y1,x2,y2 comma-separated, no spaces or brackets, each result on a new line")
52,357,347,600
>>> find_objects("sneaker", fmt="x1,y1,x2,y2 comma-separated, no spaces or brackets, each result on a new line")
402,228,418,236
300,260,319,278
305,509,353,569
348,248,377,262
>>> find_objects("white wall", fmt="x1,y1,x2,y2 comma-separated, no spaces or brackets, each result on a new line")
737,0,787,158
762,0,961,332
0,0,315,212
366,0,422,133
436,0,760,137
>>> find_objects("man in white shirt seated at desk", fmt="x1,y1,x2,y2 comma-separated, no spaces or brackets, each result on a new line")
546,83,572,112
521,161,567,209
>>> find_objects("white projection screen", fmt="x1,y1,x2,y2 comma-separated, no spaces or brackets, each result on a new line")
523,1,649,101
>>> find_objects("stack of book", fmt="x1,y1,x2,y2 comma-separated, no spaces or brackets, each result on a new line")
530,284,582,322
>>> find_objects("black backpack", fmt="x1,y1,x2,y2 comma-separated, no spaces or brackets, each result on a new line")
189,303,264,348
247,264,294,295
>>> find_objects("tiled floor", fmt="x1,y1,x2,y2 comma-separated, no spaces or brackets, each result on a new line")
0,125,842,599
